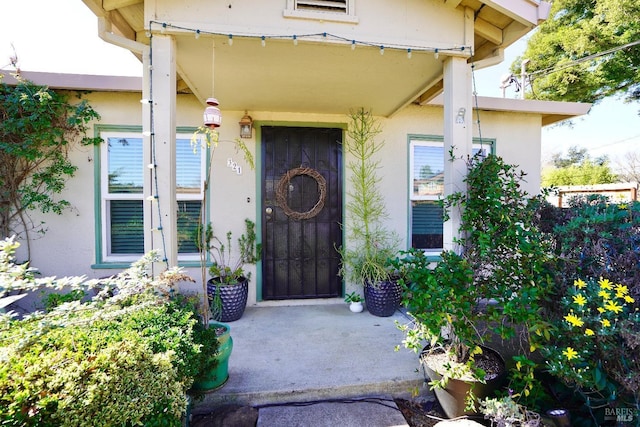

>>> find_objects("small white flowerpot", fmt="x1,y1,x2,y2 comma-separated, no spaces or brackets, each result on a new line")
349,301,364,313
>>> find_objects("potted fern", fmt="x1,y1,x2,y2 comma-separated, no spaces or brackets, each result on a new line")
338,108,401,317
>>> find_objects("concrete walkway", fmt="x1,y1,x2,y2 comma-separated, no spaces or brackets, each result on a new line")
191,303,433,425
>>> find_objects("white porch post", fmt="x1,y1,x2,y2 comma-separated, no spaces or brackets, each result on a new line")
442,56,473,253
149,34,178,268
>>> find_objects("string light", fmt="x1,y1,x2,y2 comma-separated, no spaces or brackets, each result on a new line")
195,29,200,40
147,21,472,59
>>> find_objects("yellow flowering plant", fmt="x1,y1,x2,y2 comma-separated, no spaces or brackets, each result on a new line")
544,277,639,409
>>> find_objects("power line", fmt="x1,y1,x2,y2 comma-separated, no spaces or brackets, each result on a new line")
529,39,640,79
589,133,640,151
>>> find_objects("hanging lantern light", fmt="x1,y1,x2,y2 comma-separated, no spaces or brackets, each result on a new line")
239,111,253,139
203,98,222,128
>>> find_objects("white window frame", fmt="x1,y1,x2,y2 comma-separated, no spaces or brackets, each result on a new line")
99,131,206,264
409,136,492,254
284,0,358,24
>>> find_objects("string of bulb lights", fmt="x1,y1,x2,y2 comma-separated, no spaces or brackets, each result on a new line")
142,21,486,266
148,20,471,59
143,31,170,268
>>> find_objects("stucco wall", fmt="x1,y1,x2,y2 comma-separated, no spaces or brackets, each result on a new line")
16,91,545,306
150,0,465,48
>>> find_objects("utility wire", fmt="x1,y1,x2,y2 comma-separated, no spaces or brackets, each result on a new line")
529,39,640,78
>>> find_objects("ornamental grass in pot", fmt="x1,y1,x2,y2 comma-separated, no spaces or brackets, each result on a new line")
337,108,401,317
393,153,555,418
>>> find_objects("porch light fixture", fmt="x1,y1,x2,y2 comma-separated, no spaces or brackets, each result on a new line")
239,111,253,138
203,98,222,128
456,107,466,124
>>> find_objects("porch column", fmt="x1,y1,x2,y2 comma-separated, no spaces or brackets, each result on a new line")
142,45,153,258
442,56,472,253
149,34,178,268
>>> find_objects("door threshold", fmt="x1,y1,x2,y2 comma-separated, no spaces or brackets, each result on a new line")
252,298,343,308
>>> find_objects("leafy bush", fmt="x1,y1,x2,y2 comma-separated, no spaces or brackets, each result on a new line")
535,196,640,420
0,238,217,427
0,75,102,246
394,154,555,402
543,277,638,409
541,195,640,298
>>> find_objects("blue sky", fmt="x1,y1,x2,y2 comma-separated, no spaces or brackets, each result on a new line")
2,1,638,169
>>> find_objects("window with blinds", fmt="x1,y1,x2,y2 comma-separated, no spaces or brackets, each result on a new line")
409,137,492,252
101,133,204,261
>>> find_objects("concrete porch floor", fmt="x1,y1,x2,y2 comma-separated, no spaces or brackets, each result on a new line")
191,302,433,417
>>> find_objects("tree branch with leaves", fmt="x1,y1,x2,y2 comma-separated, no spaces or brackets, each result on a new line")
0,73,101,256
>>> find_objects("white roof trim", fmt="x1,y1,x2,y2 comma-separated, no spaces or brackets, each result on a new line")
482,0,552,26
2,70,590,125
1,70,141,92
428,93,592,126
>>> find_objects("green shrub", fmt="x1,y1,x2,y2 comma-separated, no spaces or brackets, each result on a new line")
42,289,86,311
535,196,640,419
0,238,217,427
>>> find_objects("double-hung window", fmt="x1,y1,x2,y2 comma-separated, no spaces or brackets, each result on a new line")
98,129,204,264
409,136,492,253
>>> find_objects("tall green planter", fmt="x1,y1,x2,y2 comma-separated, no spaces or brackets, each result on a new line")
191,322,233,391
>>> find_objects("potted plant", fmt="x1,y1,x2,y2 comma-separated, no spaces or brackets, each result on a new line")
338,108,401,317
190,319,233,391
393,154,555,418
203,218,261,322
190,125,255,325
344,291,364,313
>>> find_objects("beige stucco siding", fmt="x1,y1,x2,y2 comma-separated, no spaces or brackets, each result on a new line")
18,91,547,304
150,0,465,48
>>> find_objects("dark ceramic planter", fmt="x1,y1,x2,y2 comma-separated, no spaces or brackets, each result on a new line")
207,277,249,322
420,345,507,419
364,279,402,317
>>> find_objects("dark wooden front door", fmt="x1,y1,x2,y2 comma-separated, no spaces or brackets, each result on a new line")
262,126,342,299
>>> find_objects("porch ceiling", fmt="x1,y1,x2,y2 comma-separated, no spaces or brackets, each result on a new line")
83,0,546,116
177,34,443,117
